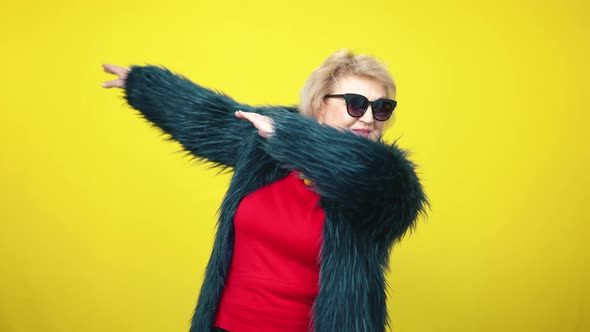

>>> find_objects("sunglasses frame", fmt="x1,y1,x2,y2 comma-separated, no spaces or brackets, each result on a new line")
323,93,397,121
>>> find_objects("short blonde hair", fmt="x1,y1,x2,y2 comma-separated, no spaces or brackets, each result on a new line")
299,49,397,119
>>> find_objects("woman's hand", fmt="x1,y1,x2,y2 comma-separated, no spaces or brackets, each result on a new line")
101,64,130,89
235,110,275,138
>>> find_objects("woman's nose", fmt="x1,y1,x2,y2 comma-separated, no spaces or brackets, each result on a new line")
359,106,374,123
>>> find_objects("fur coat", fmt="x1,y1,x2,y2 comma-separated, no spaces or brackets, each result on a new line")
123,65,428,332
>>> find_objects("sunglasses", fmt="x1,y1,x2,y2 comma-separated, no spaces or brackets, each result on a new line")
323,93,397,121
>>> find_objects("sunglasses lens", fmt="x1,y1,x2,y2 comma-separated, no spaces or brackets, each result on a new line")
346,95,368,117
373,100,396,121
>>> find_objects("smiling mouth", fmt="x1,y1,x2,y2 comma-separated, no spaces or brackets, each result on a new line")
351,129,371,137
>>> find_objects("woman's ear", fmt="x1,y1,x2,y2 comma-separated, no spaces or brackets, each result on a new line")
316,103,326,125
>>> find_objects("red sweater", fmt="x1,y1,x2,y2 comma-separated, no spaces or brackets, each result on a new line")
214,171,325,331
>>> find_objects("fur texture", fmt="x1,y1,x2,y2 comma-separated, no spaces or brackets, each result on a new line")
124,66,429,332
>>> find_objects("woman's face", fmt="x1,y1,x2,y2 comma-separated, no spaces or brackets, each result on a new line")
318,75,390,142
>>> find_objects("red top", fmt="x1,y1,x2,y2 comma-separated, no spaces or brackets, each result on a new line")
214,171,325,331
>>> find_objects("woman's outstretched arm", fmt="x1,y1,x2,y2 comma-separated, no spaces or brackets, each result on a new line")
237,110,429,242
102,64,295,169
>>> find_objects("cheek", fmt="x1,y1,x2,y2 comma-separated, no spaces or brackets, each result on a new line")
372,123,384,140
324,105,356,128
374,122,384,132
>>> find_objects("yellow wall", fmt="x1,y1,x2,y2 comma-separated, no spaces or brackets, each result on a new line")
1,1,588,331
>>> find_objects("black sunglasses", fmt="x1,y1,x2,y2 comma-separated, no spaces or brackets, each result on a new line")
323,93,397,121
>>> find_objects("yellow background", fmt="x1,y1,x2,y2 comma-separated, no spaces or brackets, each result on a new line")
1,0,588,331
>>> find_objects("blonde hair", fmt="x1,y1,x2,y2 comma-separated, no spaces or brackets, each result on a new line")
299,49,397,119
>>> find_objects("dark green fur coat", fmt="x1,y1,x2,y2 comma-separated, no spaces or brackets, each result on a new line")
124,66,428,332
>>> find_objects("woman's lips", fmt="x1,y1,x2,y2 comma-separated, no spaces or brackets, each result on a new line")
351,129,371,137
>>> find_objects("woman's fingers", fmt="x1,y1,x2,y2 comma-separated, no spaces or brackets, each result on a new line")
235,110,274,138
102,64,129,78
101,64,129,89
237,111,267,123
102,79,125,88
235,110,263,124
235,110,246,120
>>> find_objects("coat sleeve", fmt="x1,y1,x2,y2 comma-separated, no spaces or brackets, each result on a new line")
124,65,295,168
265,111,429,241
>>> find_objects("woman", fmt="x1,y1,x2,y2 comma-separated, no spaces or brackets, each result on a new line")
102,50,428,332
